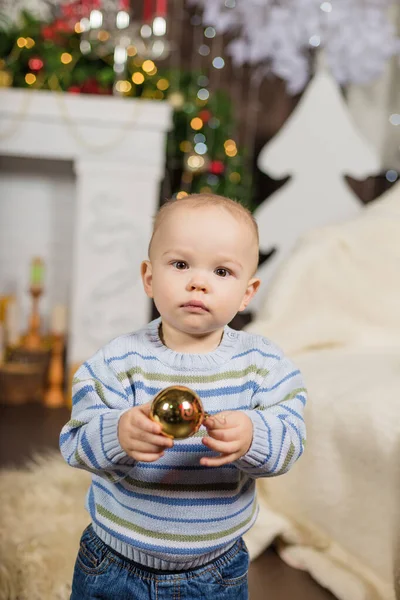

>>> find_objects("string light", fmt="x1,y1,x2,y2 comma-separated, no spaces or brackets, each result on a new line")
229,172,241,183
132,72,145,84
0,71,12,86
389,114,400,126
157,78,169,90
187,155,205,170
320,2,332,12
80,18,90,32
386,170,398,183
140,24,152,38
61,53,73,65
116,11,130,29
180,141,192,152
207,174,219,185
17,38,26,48
208,117,220,129
309,35,321,47
25,73,36,85
224,139,237,157
204,27,216,38
169,92,185,109
115,80,132,93
114,46,127,64
177,191,189,199
212,57,225,69
194,133,206,143
98,30,110,41
153,17,167,36
90,10,103,28
194,142,208,154
142,59,155,73
197,88,209,100
127,45,137,56
198,45,210,56
190,117,203,130
80,40,91,54
25,38,35,49
152,41,166,58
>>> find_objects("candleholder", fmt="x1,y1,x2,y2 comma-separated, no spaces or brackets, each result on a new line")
44,334,66,408
23,285,44,350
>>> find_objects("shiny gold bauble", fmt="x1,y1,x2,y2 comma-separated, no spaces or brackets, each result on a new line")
150,385,207,439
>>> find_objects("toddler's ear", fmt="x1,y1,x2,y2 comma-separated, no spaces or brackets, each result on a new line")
141,260,153,298
238,277,261,312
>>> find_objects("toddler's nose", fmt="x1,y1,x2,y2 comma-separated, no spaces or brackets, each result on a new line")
186,277,209,293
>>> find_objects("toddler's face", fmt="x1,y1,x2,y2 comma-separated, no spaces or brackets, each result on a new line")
142,205,260,336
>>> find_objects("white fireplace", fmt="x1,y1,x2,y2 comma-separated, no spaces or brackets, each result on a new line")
0,88,171,366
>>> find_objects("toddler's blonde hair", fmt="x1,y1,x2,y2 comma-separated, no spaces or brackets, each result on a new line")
149,194,259,270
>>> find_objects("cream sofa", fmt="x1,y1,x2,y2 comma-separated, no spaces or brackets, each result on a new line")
244,183,400,600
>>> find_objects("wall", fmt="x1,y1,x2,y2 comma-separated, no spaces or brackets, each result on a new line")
0,156,75,334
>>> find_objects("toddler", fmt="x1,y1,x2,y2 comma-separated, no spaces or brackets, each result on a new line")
60,193,307,599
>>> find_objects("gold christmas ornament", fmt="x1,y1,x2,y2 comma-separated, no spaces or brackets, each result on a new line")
150,385,208,439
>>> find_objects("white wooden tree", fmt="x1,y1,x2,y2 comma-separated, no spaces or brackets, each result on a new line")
252,63,381,313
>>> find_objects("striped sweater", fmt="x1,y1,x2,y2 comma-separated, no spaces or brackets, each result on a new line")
60,317,307,570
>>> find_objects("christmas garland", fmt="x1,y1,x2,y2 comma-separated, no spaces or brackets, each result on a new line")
0,8,252,208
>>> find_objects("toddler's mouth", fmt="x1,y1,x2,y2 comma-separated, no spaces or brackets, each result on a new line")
181,301,209,312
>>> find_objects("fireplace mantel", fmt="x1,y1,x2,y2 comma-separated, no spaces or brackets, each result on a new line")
0,88,171,366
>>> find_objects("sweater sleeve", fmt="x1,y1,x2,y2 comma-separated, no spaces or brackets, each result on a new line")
59,348,136,482
234,354,307,478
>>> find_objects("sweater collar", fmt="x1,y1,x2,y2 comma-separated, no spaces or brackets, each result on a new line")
141,317,239,370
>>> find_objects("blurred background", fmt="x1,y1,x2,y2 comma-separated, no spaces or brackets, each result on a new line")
0,2,399,599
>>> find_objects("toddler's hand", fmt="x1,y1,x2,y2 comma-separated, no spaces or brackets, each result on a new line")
118,402,173,462
200,411,253,467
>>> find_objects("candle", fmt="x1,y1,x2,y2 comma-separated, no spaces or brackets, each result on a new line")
30,258,44,288
0,322,4,364
51,305,67,335
155,0,167,16
143,0,154,22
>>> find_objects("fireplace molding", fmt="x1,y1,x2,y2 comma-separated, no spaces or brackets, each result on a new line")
0,88,171,365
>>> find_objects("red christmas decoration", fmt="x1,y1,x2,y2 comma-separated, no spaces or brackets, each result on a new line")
41,18,73,41
61,0,90,24
67,86,81,94
209,160,225,175
80,78,101,94
199,109,211,123
28,57,44,71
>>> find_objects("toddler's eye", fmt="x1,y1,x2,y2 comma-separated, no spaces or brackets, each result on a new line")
172,261,188,270
215,268,230,278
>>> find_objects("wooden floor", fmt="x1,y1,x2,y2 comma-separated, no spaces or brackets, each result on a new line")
0,403,336,600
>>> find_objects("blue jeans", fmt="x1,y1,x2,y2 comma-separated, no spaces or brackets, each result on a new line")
71,524,249,599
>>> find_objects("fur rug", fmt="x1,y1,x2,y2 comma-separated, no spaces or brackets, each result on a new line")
0,452,270,600
0,453,90,600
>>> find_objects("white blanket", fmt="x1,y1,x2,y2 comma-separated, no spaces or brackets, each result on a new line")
243,183,400,600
